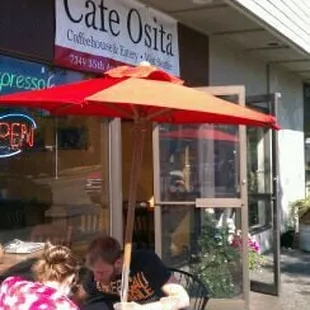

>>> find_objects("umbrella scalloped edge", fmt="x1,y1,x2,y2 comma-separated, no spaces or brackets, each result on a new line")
105,64,184,85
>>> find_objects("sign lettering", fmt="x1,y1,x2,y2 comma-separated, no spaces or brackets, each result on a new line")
54,0,179,75
0,55,86,95
0,114,37,158
0,72,55,93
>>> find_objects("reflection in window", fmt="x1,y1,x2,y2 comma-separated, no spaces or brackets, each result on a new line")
247,126,272,229
159,124,240,201
161,206,243,298
0,111,109,279
161,205,197,266
304,83,310,195
57,126,88,150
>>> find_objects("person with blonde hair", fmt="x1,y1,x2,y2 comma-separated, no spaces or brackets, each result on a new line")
0,242,80,309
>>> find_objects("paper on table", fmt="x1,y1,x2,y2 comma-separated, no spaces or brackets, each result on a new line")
4,239,45,254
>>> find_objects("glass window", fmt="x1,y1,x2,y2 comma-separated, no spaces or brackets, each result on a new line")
0,111,110,279
158,124,240,201
304,83,310,195
161,206,243,299
0,56,110,279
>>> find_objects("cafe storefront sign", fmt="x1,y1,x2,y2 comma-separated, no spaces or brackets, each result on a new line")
0,55,87,158
0,54,86,96
54,0,180,75
0,113,37,158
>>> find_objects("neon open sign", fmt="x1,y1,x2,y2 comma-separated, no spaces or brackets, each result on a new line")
0,113,37,158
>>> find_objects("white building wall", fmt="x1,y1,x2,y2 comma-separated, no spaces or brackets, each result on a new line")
209,38,266,95
209,37,305,231
230,0,310,54
269,66,305,226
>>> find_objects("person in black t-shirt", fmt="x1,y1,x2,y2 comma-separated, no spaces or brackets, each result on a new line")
75,236,189,310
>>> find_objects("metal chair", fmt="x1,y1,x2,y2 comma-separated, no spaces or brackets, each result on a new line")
169,267,210,310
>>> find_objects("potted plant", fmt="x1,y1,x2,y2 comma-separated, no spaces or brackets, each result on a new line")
291,196,310,251
190,212,264,298
190,212,240,298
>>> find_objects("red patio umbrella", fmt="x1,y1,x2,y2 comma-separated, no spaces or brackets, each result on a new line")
0,65,278,128
0,63,279,303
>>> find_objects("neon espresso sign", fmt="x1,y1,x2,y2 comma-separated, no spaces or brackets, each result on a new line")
0,113,37,158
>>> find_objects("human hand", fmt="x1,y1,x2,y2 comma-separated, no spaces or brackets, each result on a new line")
160,296,181,310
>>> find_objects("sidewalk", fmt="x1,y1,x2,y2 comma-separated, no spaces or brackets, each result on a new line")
250,249,310,310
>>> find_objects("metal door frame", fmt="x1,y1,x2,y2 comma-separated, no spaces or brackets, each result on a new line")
246,93,281,296
153,85,249,310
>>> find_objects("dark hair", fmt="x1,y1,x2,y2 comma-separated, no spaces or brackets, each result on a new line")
32,242,80,283
86,235,122,266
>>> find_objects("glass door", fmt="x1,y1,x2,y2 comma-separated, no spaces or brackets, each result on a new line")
246,94,281,296
153,86,249,309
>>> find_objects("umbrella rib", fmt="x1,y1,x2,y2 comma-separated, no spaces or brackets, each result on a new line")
100,102,133,119
52,102,79,114
131,105,140,119
146,108,173,121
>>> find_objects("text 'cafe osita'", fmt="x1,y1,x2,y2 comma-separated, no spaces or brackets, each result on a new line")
63,0,175,56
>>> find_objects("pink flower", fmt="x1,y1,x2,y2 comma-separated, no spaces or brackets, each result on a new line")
231,232,261,254
249,239,260,253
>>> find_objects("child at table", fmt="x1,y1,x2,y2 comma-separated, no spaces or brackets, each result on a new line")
0,242,80,309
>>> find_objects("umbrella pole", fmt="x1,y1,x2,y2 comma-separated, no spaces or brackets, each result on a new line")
120,119,147,303
55,117,59,180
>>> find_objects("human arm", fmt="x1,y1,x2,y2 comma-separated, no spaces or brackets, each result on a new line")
161,276,190,309
71,284,89,307
70,267,99,307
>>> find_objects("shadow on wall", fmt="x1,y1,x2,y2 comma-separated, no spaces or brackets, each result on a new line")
271,65,304,132
277,160,285,232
